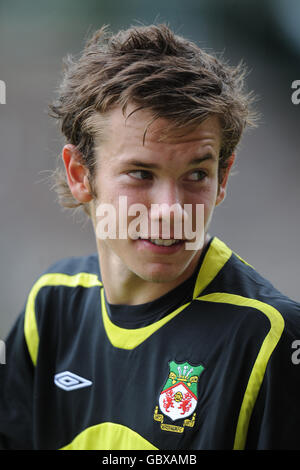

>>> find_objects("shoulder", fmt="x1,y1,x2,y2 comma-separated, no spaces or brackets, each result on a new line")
23,254,102,366
26,253,103,316
200,238,300,342
228,250,300,323
29,253,102,297
208,241,300,313
42,253,101,278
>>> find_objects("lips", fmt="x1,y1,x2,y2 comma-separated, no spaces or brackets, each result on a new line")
136,237,185,253
143,238,182,247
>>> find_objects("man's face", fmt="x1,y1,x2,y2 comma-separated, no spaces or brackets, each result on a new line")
90,106,230,284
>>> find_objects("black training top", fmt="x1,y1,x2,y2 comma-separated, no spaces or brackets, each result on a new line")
1,236,300,450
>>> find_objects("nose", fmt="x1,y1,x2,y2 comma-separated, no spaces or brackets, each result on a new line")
151,178,182,206
149,180,185,238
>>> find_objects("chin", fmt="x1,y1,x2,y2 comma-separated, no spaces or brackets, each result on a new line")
133,264,184,284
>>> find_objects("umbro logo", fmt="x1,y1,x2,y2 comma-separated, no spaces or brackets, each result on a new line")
54,371,92,391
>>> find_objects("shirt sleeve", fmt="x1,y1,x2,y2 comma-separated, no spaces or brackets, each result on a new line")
0,312,35,449
245,310,300,450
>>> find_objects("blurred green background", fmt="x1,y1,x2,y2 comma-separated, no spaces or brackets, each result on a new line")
1,0,300,337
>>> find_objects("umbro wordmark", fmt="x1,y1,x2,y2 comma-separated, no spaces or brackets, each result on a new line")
54,371,92,391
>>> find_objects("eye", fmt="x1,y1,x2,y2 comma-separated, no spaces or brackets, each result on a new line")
186,170,207,182
128,170,153,180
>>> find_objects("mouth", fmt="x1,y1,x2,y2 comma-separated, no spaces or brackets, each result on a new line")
136,237,185,253
140,238,183,247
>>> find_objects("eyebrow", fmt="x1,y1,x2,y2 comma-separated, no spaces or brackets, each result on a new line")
125,154,215,170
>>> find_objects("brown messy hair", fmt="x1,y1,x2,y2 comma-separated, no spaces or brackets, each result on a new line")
49,23,257,215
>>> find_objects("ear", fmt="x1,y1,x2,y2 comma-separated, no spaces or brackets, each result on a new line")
215,153,235,206
62,144,93,203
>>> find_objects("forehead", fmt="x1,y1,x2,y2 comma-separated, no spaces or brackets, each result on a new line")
93,105,222,159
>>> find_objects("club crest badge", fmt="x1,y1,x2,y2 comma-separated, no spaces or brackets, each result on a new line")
154,360,204,433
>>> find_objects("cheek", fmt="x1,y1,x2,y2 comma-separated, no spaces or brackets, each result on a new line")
188,183,218,211
188,186,218,233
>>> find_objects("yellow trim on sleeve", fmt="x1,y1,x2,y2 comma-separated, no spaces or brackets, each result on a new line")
60,422,158,450
24,272,102,366
195,292,285,450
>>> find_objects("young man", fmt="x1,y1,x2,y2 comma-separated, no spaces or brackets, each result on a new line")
1,24,300,450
